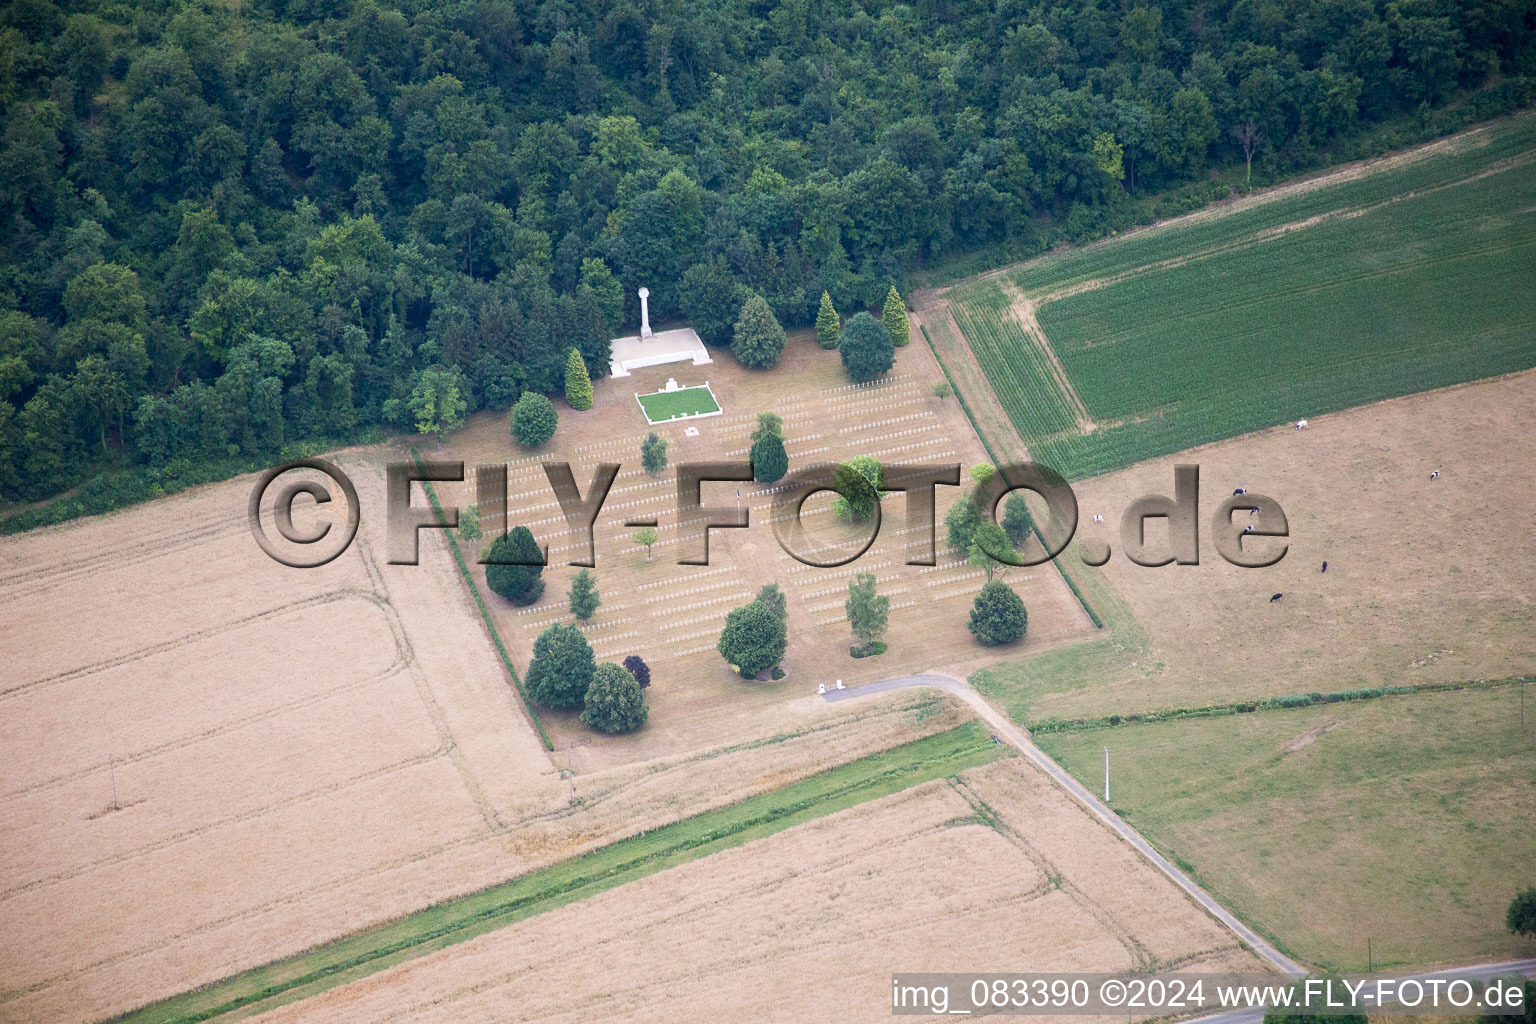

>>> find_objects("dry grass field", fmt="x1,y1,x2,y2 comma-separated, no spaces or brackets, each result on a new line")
975,369,1536,725
436,330,1098,769
246,758,1271,1024
1040,685,1536,969
0,449,974,1024
964,371,1536,968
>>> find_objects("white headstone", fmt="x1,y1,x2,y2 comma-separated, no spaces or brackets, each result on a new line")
638,287,653,339
665,377,679,392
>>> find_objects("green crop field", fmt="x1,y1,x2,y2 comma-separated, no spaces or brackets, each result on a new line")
948,292,1081,442
949,113,1536,479
637,385,721,421
1036,685,1536,969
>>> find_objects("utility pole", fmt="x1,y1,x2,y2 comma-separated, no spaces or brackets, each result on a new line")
109,752,118,812
1367,938,1372,973
562,739,590,805
1104,746,1110,802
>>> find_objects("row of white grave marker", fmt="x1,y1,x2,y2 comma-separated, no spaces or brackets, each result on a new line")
653,592,751,618
830,389,922,414
635,565,733,590
643,577,748,602
669,642,719,658
820,373,915,394
836,413,928,434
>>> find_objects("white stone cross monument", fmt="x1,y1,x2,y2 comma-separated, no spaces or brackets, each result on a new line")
638,286,653,339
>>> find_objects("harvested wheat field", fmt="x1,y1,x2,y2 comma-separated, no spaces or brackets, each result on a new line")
248,757,1270,1024
437,330,1098,769
976,369,1536,724
0,450,974,1024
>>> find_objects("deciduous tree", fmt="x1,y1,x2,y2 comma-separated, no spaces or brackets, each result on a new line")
838,311,894,382
581,661,648,732
1509,888,1536,936
622,653,651,688
832,455,883,521
458,503,482,541
569,568,600,619
755,582,787,624
968,520,1014,581
717,599,787,678
632,526,658,559
946,497,980,554
679,260,743,348
641,431,668,473
845,572,889,652
969,580,1027,645
1002,492,1033,546
510,391,557,448
409,364,467,447
526,623,595,708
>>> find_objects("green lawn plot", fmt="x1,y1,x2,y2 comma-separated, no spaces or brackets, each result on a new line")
636,384,721,422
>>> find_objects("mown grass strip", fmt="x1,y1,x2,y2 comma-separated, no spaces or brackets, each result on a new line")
408,447,553,750
1031,674,1536,734
920,324,1103,629
108,722,1001,1024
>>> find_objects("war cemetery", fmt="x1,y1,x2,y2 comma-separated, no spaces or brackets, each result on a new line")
2,3,1534,1020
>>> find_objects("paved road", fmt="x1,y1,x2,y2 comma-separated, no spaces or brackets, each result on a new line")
825,673,1311,974
829,674,1536,1012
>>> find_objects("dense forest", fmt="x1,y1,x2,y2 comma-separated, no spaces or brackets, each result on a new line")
1,0,1532,522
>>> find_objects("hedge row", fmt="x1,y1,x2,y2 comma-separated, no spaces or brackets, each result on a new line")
1031,675,1536,734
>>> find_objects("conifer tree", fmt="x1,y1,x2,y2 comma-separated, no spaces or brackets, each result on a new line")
564,348,594,410
815,291,840,349
882,286,910,348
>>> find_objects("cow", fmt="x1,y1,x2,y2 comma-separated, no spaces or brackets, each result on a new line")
1295,419,1308,429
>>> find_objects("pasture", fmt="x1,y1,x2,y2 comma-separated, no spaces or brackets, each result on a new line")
438,332,1098,771
242,758,1271,1024
929,112,1536,480
0,458,973,1023
966,370,1536,972
1037,685,1536,970
972,369,1536,727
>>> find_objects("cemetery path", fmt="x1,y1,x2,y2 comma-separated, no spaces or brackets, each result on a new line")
825,672,1307,976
